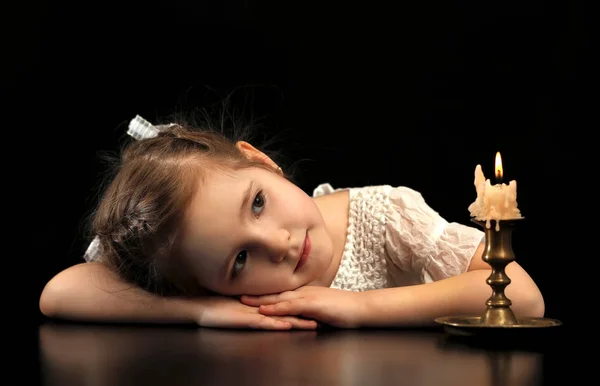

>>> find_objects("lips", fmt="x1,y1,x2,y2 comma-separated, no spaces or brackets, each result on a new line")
295,232,311,272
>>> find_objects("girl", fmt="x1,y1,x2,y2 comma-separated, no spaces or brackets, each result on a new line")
39,115,545,330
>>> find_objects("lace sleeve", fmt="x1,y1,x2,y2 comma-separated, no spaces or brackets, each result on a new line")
384,187,484,283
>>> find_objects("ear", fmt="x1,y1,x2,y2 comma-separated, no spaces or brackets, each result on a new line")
235,141,282,173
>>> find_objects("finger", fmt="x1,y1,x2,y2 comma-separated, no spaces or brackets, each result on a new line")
204,311,293,330
241,291,298,306
258,299,310,317
245,314,293,330
240,294,289,306
272,316,318,330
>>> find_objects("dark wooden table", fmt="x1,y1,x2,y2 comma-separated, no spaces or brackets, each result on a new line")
36,321,570,386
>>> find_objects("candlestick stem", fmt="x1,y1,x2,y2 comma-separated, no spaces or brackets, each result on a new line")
435,187,563,335
472,218,523,326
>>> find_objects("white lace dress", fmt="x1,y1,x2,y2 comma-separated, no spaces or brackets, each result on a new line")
313,183,485,292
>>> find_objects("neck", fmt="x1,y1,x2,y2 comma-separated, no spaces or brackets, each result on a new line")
312,190,350,286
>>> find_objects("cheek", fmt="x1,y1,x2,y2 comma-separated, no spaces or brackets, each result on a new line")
239,270,297,295
184,255,223,292
276,187,318,219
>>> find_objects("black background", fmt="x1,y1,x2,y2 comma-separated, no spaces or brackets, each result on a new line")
4,1,589,335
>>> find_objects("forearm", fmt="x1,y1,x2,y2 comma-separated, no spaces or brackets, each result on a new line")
361,264,545,327
40,263,197,324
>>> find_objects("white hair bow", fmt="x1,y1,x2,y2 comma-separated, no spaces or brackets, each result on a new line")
126,115,177,140
84,114,178,263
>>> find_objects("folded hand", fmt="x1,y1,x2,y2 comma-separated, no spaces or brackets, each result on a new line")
241,286,366,328
196,295,318,330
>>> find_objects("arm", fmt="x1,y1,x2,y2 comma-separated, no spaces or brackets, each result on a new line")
40,262,198,324
242,243,545,328
361,250,545,327
40,262,317,329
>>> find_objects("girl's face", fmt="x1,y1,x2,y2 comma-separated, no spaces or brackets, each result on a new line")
178,165,335,296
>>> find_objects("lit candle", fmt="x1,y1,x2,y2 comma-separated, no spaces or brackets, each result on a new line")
468,152,523,231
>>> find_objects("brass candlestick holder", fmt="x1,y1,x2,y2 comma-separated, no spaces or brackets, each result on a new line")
435,218,562,337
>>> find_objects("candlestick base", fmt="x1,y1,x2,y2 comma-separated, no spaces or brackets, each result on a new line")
435,217,563,337
434,315,562,338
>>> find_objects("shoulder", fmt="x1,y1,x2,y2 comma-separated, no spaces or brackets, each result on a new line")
313,183,440,215
312,183,339,197
312,183,396,197
388,186,429,207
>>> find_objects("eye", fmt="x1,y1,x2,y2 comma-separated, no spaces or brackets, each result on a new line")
232,250,247,278
251,190,266,218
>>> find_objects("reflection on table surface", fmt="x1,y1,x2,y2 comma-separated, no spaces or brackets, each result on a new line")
39,322,553,386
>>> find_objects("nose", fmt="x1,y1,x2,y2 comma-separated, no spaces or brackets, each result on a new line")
261,228,290,263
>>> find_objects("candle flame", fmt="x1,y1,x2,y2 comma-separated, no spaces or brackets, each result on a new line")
495,151,503,181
